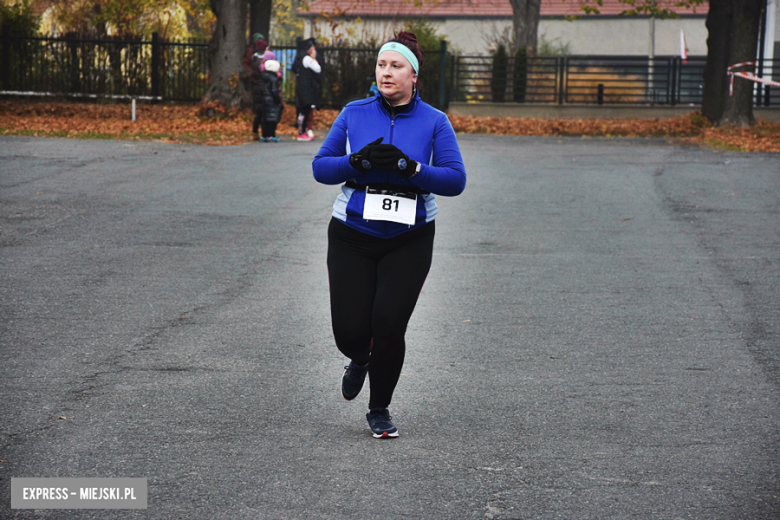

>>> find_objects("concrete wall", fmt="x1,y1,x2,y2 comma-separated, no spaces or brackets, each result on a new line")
776,0,780,43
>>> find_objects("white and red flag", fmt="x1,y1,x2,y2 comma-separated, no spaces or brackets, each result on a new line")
680,30,688,63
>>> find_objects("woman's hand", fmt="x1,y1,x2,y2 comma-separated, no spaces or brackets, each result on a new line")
370,144,419,178
349,137,384,172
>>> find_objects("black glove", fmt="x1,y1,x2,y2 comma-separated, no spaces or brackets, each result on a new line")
369,144,418,177
349,137,384,173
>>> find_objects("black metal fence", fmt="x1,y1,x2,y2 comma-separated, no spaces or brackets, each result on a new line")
453,54,779,107
2,30,778,109
0,31,210,100
315,43,451,110
0,31,453,109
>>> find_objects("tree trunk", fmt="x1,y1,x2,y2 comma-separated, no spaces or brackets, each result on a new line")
702,0,763,126
509,0,541,54
702,0,731,122
249,0,272,44
205,0,249,109
720,0,762,126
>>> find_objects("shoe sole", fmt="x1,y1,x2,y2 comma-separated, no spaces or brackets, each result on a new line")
373,431,399,439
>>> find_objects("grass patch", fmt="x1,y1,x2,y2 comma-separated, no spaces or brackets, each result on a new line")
703,139,746,152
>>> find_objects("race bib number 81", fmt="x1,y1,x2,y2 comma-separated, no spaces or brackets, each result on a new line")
362,188,417,226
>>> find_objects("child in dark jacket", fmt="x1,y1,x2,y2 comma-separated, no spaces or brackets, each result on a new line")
260,58,283,142
248,35,268,141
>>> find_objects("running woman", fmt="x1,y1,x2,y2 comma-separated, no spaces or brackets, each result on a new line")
312,31,467,438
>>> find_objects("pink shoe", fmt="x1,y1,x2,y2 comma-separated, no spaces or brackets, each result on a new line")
297,133,314,141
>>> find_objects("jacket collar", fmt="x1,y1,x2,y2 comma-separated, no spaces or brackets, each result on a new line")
377,88,419,117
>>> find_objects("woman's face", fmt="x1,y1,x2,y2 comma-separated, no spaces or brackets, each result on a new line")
376,50,417,105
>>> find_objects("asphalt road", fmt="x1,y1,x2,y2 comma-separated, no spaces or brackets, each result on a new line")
1,134,778,519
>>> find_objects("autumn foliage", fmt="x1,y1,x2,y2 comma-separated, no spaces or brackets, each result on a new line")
1,99,779,152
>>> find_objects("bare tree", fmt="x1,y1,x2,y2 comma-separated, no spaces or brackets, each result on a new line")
204,0,249,108
508,0,541,54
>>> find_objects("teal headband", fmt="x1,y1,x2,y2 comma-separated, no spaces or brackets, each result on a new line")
377,42,419,74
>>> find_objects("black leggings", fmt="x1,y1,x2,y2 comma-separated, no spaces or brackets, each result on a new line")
261,120,277,138
327,218,435,409
297,105,312,135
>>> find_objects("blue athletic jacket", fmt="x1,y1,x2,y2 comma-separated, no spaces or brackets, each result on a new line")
312,91,466,238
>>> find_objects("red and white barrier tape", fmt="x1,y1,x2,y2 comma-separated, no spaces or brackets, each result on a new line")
728,61,780,95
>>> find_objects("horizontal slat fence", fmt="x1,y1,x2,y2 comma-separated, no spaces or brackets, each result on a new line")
2,30,778,109
453,55,779,107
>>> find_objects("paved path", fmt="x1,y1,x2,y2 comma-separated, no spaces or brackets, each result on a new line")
1,135,778,519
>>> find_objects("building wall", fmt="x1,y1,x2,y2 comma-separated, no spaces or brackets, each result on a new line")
304,16,709,56
775,0,780,43
541,17,708,56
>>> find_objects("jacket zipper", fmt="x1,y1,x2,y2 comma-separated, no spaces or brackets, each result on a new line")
389,105,395,143
387,106,395,234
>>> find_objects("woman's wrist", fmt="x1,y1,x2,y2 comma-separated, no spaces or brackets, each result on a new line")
411,161,421,177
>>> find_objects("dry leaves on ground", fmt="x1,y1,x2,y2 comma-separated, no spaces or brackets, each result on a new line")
0,100,335,145
1,100,778,152
447,113,780,152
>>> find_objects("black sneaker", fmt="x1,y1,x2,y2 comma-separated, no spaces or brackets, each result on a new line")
341,361,369,401
366,408,399,438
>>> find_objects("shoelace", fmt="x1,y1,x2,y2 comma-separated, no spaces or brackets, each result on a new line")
345,364,367,376
369,410,391,424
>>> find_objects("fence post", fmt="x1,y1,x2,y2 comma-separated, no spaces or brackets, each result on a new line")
2,26,9,91
670,57,677,106
452,54,460,103
67,33,80,93
448,53,456,107
151,32,160,100
513,47,527,103
558,56,566,105
439,40,447,110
